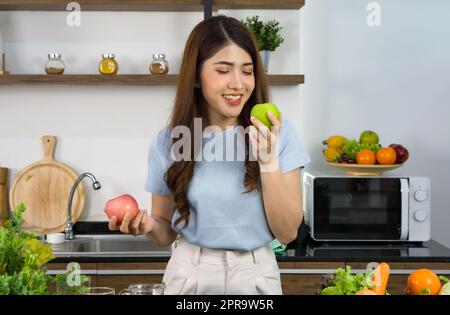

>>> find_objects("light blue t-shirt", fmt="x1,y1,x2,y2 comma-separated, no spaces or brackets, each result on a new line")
144,119,311,251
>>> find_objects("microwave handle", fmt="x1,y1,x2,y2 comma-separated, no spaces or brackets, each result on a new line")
400,178,409,240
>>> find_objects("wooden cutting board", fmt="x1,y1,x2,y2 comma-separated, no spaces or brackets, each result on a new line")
0,167,8,225
9,135,85,234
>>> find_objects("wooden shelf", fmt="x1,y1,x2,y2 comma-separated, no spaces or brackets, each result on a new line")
0,0,305,11
0,74,179,85
0,1,305,85
268,74,304,85
214,0,304,10
0,74,304,85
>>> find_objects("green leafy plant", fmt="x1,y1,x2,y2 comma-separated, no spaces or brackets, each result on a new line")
0,203,89,295
317,265,374,295
242,15,284,52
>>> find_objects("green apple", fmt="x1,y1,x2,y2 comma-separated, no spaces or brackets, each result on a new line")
359,130,379,145
250,103,280,128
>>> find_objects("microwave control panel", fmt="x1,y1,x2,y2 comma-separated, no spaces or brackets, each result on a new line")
408,177,431,241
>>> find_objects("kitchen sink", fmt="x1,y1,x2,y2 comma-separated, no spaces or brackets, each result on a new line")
50,234,172,257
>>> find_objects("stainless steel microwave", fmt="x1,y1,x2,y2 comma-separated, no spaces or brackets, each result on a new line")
303,170,431,242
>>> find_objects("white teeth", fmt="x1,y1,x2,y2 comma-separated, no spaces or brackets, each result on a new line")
223,95,241,100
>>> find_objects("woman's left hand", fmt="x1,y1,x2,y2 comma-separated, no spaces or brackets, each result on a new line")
249,112,282,172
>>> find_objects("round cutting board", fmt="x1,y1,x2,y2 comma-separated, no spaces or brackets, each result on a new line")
9,136,85,234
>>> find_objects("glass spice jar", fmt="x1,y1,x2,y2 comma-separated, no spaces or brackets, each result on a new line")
150,53,169,74
45,53,65,75
99,53,119,75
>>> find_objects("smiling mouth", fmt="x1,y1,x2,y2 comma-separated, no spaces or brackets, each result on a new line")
223,94,243,106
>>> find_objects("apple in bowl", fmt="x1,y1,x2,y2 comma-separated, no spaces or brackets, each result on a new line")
104,194,139,224
389,144,409,164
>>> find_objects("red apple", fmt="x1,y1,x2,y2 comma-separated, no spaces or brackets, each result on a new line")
104,194,139,224
389,144,409,164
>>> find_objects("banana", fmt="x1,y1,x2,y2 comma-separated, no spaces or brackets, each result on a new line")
322,135,347,149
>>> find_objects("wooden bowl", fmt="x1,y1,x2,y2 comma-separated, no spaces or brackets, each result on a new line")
325,162,403,176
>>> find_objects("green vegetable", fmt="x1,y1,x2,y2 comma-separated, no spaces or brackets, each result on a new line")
439,276,450,295
0,203,89,295
318,265,374,295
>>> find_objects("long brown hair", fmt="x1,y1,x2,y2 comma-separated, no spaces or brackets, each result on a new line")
165,15,269,227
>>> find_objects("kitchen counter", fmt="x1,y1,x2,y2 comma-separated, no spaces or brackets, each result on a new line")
280,238,450,263
47,234,450,295
49,235,450,263
43,221,450,295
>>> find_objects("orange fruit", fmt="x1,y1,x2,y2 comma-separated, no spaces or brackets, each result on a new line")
376,147,397,165
407,269,441,295
356,149,376,165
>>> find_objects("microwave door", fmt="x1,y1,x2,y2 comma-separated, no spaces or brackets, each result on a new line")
313,178,403,241
399,178,409,240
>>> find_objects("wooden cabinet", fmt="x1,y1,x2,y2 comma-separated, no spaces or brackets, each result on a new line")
45,262,98,292
279,262,345,295
47,260,450,295
279,261,450,295
47,261,346,294
97,262,166,292
280,261,450,295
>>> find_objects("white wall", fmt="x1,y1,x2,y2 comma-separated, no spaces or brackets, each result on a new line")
1,1,449,248
0,10,302,220
301,0,450,247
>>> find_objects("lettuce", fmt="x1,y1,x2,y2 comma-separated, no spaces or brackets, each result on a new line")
0,203,88,295
318,265,374,295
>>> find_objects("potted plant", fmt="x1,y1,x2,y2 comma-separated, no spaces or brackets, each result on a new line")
242,15,284,72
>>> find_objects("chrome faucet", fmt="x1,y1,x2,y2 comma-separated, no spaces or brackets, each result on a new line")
65,172,101,240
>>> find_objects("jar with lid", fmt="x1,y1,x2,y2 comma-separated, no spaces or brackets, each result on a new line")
45,53,65,75
99,53,119,75
150,53,169,74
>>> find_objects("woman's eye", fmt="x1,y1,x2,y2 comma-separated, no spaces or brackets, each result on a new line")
243,71,253,76
216,70,229,74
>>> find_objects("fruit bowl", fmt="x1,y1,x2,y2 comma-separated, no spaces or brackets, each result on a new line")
325,162,403,176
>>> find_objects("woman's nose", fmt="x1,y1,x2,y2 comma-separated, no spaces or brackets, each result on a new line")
228,72,244,90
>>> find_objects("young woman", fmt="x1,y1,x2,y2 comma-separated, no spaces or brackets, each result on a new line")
108,15,310,295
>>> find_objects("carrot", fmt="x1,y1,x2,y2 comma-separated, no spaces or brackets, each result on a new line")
355,288,376,295
370,262,390,295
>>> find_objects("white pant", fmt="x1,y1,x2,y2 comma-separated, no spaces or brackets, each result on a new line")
162,238,282,295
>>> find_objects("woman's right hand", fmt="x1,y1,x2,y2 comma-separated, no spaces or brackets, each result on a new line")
108,210,155,236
